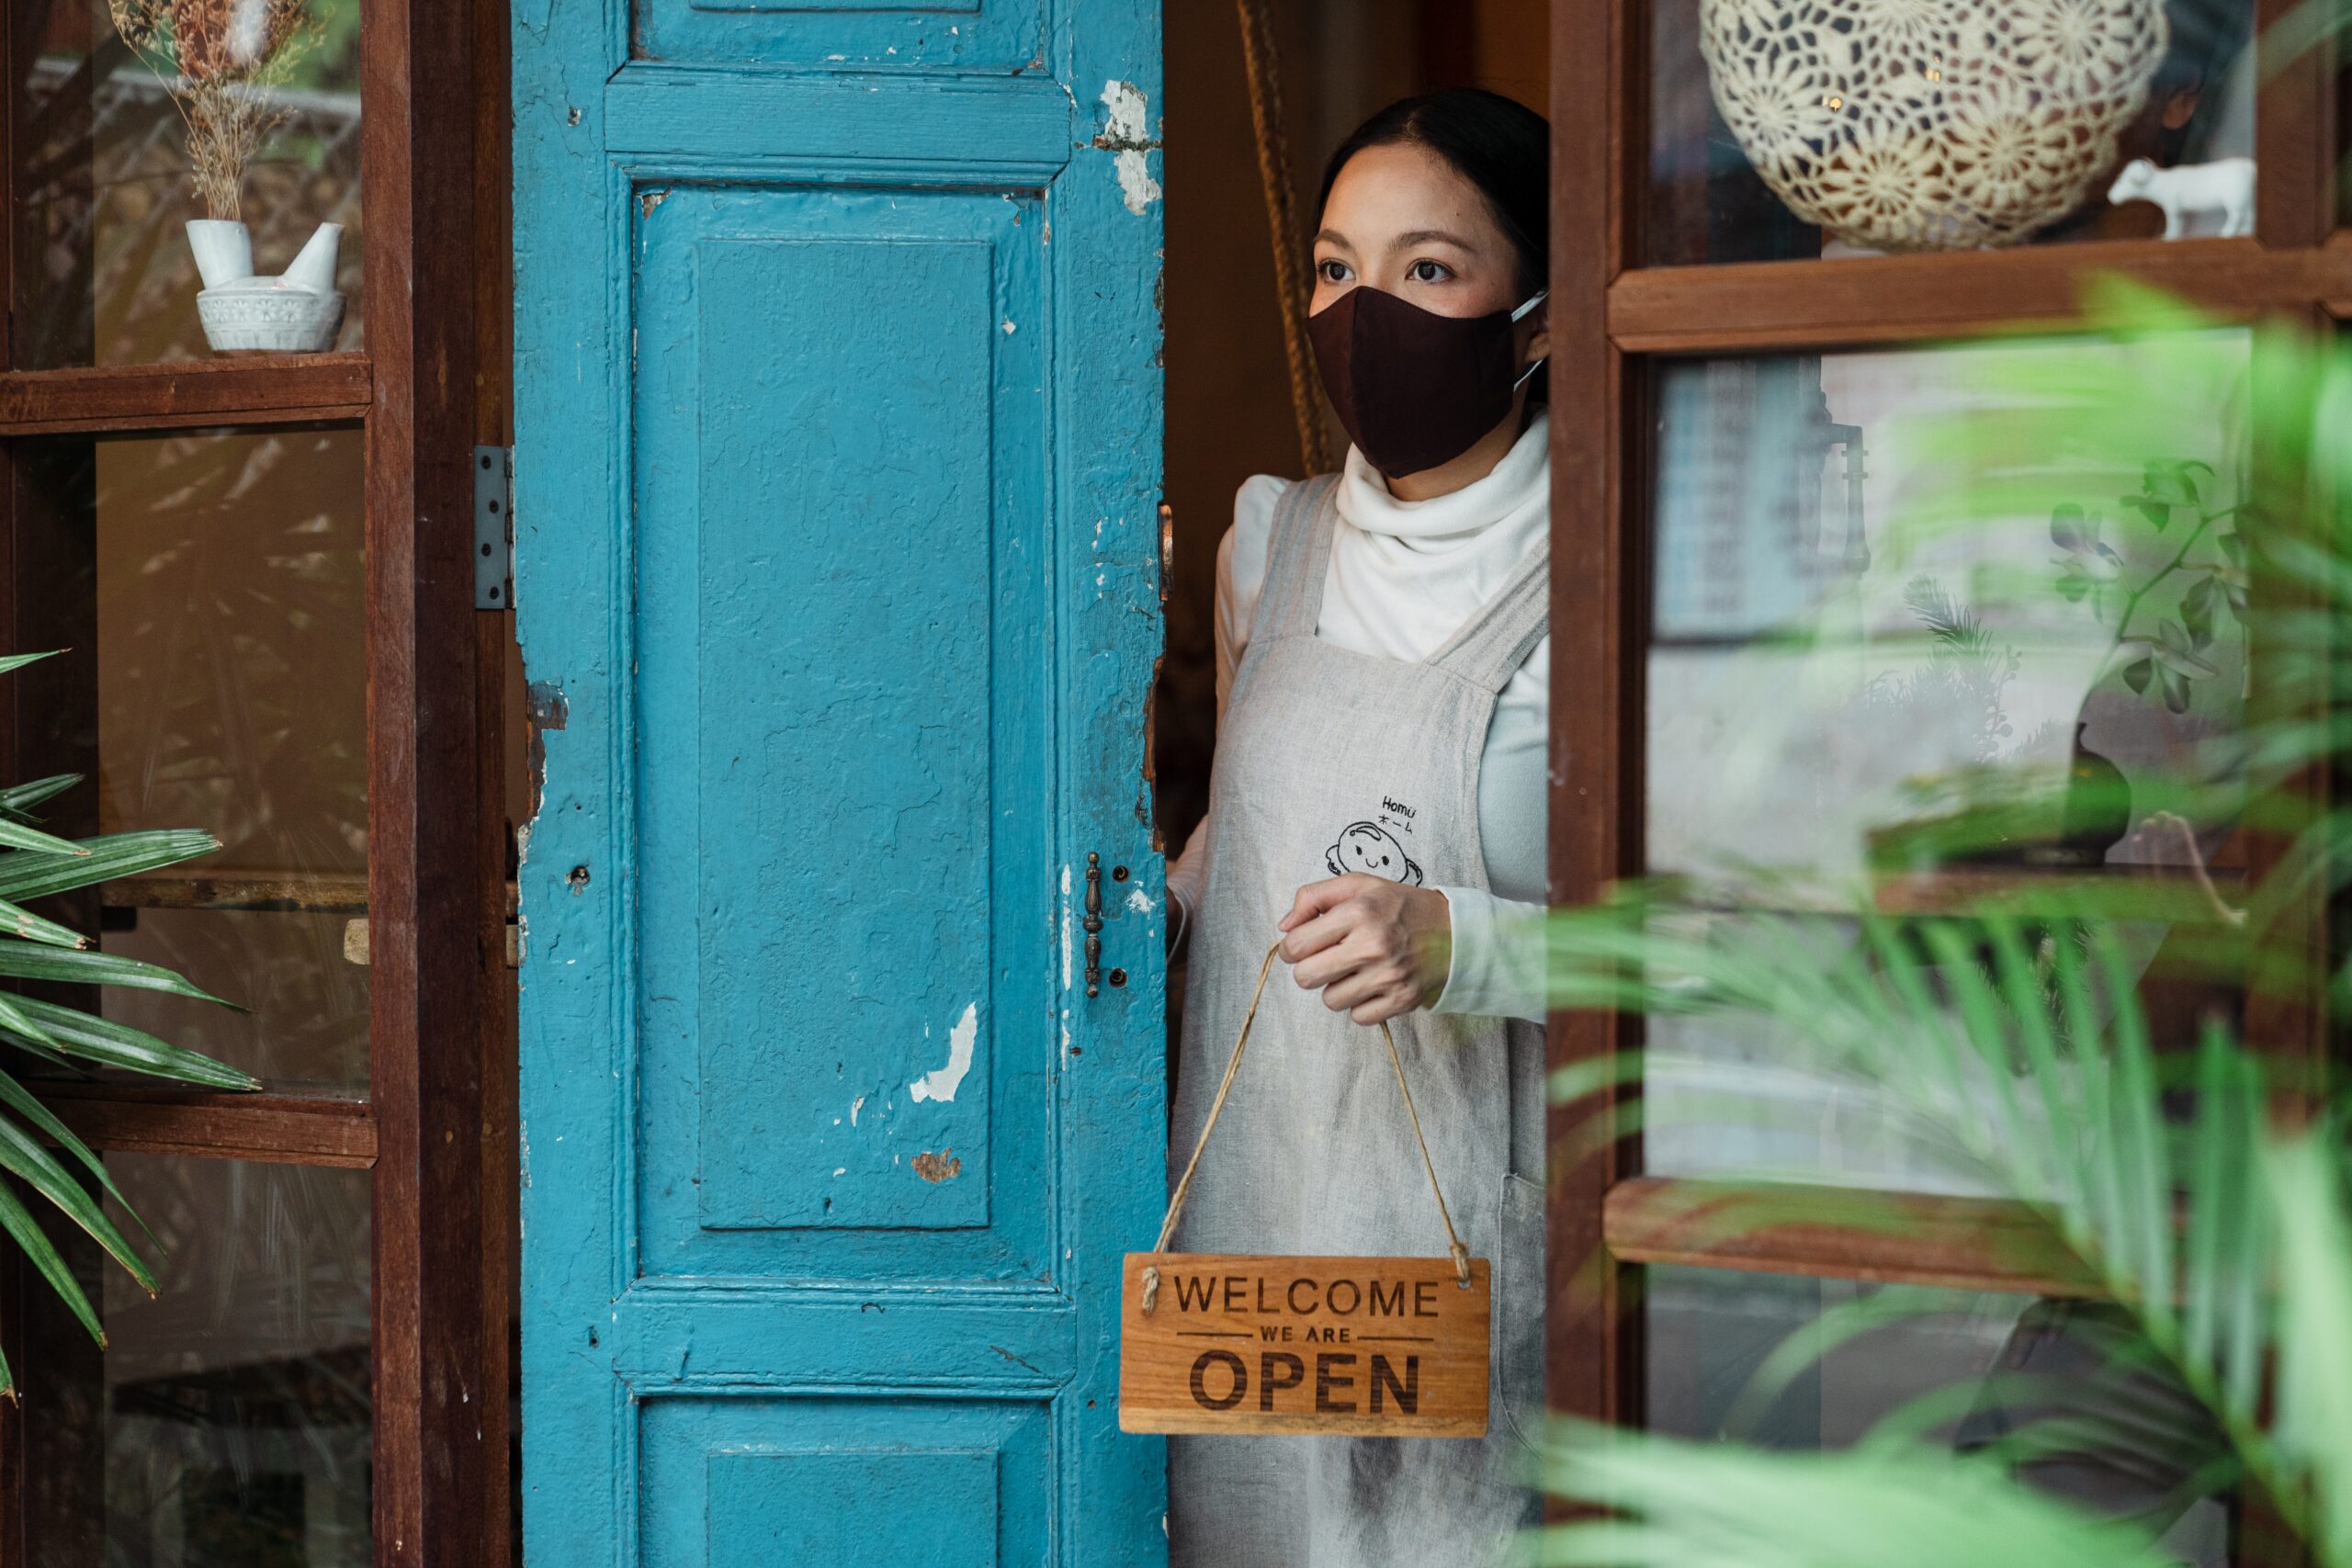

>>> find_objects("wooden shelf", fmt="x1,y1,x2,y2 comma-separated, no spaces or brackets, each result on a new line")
1867,863,2242,919
1607,240,2351,355
1659,863,2245,923
1603,1177,2101,1298
0,354,371,437
33,1085,375,1168
101,871,369,915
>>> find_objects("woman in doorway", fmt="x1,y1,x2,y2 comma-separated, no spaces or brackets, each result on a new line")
1162,87,1553,1567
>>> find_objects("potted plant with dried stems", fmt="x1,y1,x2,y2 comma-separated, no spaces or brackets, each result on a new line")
108,0,346,354
0,650,252,1397
1531,290,2352,1565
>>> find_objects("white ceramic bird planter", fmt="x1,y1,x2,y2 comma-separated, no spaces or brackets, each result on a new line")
188,220,346,354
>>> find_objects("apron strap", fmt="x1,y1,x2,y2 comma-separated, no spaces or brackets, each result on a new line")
1254,473,1343,644
1140,940,1474,1313
1425,539,1550,694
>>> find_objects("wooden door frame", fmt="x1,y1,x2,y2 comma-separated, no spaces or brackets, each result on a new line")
1544,0,2347,1456
0,0,515,1561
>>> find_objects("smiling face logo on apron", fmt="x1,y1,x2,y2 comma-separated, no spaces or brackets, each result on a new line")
1324,816,1423,885
1167,474,1552,1568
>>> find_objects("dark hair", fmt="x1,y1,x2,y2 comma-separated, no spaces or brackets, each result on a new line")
1317,88,1551,299
2153,0,2251,165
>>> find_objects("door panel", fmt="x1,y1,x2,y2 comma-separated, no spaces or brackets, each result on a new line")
514,0,1165,1560
633,186,1048,1270
639,1398,1047,1568
631,0,1045,73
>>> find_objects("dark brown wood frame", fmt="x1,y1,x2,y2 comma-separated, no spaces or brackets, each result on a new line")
0,0,515,1562
1546,0,2343,1462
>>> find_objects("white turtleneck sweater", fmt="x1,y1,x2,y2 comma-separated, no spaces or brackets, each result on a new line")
1167,413,1550,1023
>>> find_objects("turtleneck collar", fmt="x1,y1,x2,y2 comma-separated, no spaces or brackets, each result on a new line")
1334,408,1551,548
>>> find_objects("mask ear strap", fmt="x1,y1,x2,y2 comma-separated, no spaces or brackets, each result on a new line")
1510,290,1549,389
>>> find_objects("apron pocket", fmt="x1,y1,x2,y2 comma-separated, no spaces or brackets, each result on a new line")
1499,1172,1546,1452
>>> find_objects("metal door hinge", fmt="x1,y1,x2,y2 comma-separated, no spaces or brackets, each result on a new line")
475,446,514,610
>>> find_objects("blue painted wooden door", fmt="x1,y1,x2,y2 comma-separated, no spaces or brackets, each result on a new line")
510,1,1166,1560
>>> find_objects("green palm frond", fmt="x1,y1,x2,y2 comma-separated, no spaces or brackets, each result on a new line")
0,650,253,1401
1534,276,2352,1564
0,829,221,904
1544,900,2333,1552
1532,1426,2179,1568
0,773,81,820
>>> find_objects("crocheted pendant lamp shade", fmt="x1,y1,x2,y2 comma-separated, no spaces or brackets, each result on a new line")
1701,0,2170,252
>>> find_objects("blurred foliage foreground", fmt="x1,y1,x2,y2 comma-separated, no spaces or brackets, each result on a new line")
1532,286,2352,1566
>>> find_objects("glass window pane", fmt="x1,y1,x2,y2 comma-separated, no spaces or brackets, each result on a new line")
15,0,363,367
22,427,368,1093
26,1156,372,1568
1643,333,2252,1192
1649,1267,2232,1562
1647,0,2256,265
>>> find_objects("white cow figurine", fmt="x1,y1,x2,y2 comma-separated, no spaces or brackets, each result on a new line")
2106,157,2256,240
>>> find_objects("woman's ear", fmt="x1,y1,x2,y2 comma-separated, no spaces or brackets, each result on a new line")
1521,304,1550,375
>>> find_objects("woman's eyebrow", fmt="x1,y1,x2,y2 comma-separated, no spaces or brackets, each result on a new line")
1392,228,1476,251
1312,228,1355,251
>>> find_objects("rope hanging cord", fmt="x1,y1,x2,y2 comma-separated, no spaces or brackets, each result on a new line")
1234,0,1337,477
1140,940,1473,1314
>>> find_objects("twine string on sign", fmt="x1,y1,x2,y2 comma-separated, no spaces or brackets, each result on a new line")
1139,940,1471,1314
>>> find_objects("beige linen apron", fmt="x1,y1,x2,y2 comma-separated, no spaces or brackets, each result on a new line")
1168,474,1550,1568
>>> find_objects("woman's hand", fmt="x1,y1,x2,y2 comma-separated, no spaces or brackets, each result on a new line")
1276,875,1451,1025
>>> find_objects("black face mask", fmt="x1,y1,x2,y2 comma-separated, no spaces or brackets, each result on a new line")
1306,285,1546,479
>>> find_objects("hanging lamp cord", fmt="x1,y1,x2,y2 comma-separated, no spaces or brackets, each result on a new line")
1140,941,1472,1313
1235,0,1337,477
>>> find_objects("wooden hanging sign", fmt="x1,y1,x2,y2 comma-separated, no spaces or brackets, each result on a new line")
1118,1252,1490,1438
1119,944,1492,1438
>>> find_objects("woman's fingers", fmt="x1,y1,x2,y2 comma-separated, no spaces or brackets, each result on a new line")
1276,878,1442,1022
1288,869,1374,931
1278,876,1380,961
1317,955,1414,1010
1291,931,1388,992
1277,877,1355,934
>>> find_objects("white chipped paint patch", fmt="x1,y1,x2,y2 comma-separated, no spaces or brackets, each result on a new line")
851,1095,865,1127
1060,863,1073,989
910,1003,979,1103
1099,81,1161,215
1114,151,1162,215
1126,887,1154,915
1101,77,1150,143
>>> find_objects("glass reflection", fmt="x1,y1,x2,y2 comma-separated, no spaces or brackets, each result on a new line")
1649,1268,2230,1564
28,1156,372,1568
1644,334,2250,1192
1647,0,2256,265
15,0,362,367
28,427,370,1092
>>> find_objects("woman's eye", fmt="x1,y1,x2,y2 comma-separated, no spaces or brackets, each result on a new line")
1316,259,1351,284
1408,259,1453,284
